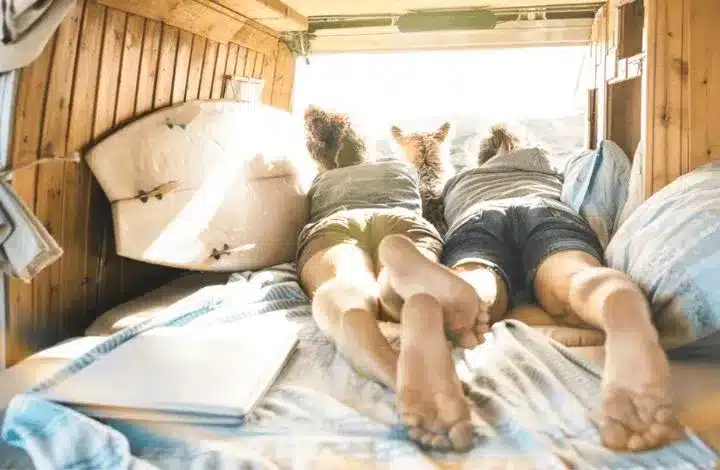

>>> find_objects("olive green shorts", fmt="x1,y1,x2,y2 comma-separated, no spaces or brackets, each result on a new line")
296,208,443,273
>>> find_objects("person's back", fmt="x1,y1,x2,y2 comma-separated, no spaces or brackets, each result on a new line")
443,147,563,232
307,160,423,223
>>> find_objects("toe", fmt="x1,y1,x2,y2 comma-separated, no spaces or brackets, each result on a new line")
448,420,474,452
454,331,481,349
431,435,451,450
600,418,631,450
420,433,435,448
401,413,422,428
436,394,470,427
627,433,649,452
602,390,646,433
408,427,425,442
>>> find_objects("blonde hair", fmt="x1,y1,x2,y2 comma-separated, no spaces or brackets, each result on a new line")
477,124,521,165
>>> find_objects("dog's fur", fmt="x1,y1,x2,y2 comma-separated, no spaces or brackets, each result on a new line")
304,106,367,172
477,124,520,166
392,122,455,235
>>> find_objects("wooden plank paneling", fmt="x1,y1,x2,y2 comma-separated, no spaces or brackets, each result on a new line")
6,34,56,366
61,0,105,336
93,8,127,314
185,35,207,101
261,45,278,104
642,0,720,197
7,1,297,364
116,15,146,126
199,40,219,99
253,52,264,78
154,24,179,109
235,47,248,77
211,43,229,99
135,20,162,116
243,48,256,78
172,30,194,104
32,0,84,347
271,43,295,111
222,43,240,97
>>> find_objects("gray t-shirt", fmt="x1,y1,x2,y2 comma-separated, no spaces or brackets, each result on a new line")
308,160,423,223
443,148,563,230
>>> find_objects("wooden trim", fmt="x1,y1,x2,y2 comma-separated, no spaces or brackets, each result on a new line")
95,0,304,53
309,19,593,53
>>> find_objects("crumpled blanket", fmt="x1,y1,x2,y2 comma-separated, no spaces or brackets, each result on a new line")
1,0,54,45
1,264,717,469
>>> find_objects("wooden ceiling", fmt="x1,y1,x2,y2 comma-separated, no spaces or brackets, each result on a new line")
283,0,601,17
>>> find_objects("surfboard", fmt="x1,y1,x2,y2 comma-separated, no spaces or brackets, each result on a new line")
86,100,316,271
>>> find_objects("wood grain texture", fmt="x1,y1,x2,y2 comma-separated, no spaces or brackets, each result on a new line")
642,0,719,196
211,43,229,99
135,20,162,116
6,32,56,366
6,1,298,364
61,0,105,337
154,24,179,109
172,30,194,104
185,35,207,101
198,40,219,99
222,43,240,97
32,0,84,347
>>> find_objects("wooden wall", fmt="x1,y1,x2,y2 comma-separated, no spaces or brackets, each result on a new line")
644,0,720,196
6,0,296,365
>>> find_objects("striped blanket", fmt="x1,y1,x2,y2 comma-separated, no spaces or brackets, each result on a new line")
1,264,716,469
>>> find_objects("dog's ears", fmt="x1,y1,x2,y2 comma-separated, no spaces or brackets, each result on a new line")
391,125,405,143
433,122,451,142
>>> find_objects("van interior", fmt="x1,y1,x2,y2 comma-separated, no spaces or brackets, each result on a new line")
0,0,719,468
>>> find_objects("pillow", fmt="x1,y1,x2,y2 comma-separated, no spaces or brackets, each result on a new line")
606,161,720,348
562,140,631,247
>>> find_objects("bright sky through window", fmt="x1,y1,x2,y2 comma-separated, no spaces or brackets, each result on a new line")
294,46,586,121
292,46,589,166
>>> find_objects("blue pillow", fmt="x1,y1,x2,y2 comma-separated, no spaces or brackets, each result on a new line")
561,141,631,247
606,161,720,348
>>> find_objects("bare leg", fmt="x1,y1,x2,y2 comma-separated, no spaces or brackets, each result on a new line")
378,235,486,348
376,245,439,322
301,244,397,389
452,261,509,327
398,294,474,452
534,250,685,451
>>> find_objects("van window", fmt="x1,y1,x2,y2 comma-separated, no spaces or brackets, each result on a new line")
293,46,587,170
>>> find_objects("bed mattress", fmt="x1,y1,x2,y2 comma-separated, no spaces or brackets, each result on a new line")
1,269,718,469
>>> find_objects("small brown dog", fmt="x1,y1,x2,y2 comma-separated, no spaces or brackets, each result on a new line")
303,105,367,172
477,124,520,166
392,122,455,235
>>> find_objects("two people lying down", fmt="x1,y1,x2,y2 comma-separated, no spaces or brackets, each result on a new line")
297,106,685,453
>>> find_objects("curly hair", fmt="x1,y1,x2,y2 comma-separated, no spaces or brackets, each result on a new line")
303,106,367,171
477,124,520,165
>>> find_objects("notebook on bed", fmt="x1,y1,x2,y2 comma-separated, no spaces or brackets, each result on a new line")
36,314,301,425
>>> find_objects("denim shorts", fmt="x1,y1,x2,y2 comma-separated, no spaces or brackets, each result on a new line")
442,197,603,297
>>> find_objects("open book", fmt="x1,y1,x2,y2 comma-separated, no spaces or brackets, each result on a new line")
36,314,301,425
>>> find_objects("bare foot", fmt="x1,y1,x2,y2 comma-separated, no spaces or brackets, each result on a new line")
379,234,487,348
398,294,474,452
599,333,686,451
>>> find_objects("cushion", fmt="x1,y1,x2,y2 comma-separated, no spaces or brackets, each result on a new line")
562,140,631,247
606,161,720,348
86,101,317,272
85,273,229,336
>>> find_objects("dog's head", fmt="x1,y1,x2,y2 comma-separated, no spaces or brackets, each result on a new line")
391,122,451,170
